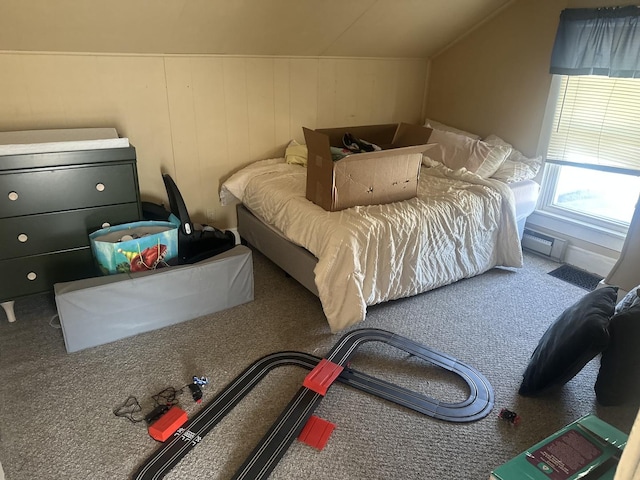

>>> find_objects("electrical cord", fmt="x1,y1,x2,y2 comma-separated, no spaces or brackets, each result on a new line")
114,381,205,425
113,396,145,424
151,385,190,407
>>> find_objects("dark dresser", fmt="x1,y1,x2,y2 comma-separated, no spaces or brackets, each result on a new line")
0,146,142,322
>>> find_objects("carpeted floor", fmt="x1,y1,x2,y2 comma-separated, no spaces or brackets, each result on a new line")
548,264,604,291
0,250,637,480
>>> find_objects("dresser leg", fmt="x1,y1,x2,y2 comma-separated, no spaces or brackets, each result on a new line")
1,301,16,323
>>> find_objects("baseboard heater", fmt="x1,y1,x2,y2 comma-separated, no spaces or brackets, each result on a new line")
522,228,567,262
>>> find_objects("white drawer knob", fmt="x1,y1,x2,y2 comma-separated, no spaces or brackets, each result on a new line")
101,222,111,228
8,191,18,201
27,272,37,281
17,233,28,243
96,183,106,192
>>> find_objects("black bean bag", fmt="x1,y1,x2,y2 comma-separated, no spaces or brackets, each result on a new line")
519,286,618,396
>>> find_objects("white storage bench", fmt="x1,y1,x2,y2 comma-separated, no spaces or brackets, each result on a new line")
54,246,253,352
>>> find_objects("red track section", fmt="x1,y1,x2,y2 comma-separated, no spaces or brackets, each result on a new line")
297,415,335,450
303,358,344,395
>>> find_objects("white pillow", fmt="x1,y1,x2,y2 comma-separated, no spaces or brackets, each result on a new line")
424,118,481,140
425,129,511,178
484,134,543,183
219,158,285,205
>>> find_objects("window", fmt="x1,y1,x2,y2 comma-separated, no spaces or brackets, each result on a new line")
538,75,640,239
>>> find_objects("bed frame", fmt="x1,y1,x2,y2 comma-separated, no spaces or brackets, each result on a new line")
237,204,319,296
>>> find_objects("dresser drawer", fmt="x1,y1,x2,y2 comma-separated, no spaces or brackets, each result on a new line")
0,248,97,301
0,202,141,260
0,163,138,217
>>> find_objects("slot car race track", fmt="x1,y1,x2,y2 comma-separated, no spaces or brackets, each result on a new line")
133,328,494,480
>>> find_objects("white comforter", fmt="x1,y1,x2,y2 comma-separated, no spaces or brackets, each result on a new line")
221,158,523,332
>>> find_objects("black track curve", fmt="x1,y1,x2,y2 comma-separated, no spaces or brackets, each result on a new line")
133,328,493,480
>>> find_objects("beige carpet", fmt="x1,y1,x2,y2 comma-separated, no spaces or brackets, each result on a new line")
0,249,637,480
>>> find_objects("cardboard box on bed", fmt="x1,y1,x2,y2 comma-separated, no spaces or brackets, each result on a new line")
303,123,432,211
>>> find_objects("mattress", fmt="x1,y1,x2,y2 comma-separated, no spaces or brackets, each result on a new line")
510,179,540,222
509,179,541,239
222,160,538,235
222,158,525,332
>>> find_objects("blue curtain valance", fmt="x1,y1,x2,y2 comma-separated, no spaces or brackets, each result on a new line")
550,6,640,78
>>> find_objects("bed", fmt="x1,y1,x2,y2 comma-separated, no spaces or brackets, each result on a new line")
220,123,542,332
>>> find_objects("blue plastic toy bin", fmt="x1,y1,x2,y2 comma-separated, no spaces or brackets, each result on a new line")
89,219,179,275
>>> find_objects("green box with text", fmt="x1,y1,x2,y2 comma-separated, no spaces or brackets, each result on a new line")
490,414,627,480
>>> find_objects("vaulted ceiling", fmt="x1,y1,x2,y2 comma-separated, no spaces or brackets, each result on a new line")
0,0,514,58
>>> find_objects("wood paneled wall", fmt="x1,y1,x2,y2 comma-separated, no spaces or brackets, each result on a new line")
0,52,427,227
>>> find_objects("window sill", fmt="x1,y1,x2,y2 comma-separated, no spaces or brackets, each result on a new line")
526,209,625,253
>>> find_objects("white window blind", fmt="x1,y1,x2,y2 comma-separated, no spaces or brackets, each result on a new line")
547,75,640,174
